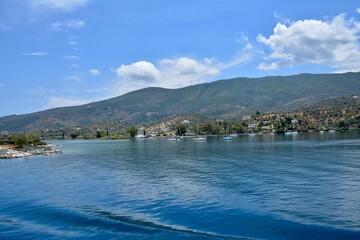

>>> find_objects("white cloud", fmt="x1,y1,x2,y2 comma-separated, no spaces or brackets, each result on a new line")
116,61,160,82
274,11,292,25
63,55,80,61
356,8,360,14
110,51,259,96
31,0,88,11
51,20,85,30
257,14,360,71
257,62,280,71
218,52,254,70
22,51,47,56
332,68,360,74
111,57,222,96
159,57,219,75
158,57,220,89
89,69,100,76
235,32,253,50
45,96,89,109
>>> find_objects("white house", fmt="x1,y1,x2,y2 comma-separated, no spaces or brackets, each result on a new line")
291,119,299,125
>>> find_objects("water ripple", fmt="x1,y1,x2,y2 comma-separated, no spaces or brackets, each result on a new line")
0,132,359,239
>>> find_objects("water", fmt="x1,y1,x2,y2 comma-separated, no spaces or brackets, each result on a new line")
1,132,360,239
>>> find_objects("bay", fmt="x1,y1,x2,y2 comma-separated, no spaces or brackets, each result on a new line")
0,132,360,239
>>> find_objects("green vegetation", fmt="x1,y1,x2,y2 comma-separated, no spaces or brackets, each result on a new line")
96,130,106,138
70,131,80,139
29,124,136,140
0,134,6,145
128,126,138,138
176,124,186,136
1,95,358,140
1,72,360,133
1,133,46,148
143,96,360,135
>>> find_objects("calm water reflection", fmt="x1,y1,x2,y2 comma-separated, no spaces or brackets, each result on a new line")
0,131,359,239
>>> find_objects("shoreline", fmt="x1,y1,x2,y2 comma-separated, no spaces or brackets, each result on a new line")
0,144,62,159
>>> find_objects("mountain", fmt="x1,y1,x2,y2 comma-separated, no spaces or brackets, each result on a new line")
1,72,360,132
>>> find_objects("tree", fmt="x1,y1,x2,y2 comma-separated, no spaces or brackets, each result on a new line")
201,123,212,135
96,130,105,138
128,126,138,138
234,125,244,134
9,134,28,148
27,132,40,144
211,124,222,135
176,124,186,136
338,121,349,130
0,134,5,144
70,131,80,139
285,116,293,125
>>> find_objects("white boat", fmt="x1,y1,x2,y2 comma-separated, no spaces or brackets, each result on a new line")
319,130,324,134
135,134,146,139
329,130,335,133
193,137,207,141
168,138,180,141
223,136,233,140
285,131,298,135
193,122,207,141
230,134,238,137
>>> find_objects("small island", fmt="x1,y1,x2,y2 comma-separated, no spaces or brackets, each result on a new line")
0,133,62,159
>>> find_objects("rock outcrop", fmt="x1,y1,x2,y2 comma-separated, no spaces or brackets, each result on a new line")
0,145,62,159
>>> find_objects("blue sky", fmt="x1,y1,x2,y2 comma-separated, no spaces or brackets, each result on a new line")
0,0,359,117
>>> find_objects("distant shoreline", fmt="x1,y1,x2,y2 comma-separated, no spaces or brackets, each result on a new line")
42,129,359,141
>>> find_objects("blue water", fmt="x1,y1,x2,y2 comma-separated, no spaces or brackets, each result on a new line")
1,132,360,239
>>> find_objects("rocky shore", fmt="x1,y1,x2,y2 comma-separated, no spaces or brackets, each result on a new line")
0,144,62,159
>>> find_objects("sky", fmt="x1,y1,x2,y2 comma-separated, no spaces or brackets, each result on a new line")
0,0,360,117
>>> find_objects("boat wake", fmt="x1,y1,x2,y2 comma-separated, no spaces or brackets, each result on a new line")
0,200,251,239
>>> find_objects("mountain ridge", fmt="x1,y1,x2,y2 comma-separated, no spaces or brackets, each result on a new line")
1,72,359,132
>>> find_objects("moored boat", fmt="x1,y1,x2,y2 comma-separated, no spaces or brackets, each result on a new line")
285,131,298,135
168,137,180,141
193,137,207,141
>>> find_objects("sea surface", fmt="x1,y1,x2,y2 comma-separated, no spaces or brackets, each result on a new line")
1,132,360,239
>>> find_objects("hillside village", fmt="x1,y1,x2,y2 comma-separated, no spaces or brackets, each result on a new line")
19,95,357,140
143,96,360,136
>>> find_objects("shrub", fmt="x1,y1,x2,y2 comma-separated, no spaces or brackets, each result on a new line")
128,126,138,138
96,130,106,138
70,131,80,139
176,124,186,136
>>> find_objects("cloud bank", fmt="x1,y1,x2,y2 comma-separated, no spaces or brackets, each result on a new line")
257,14,360,72
113,57,222,95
